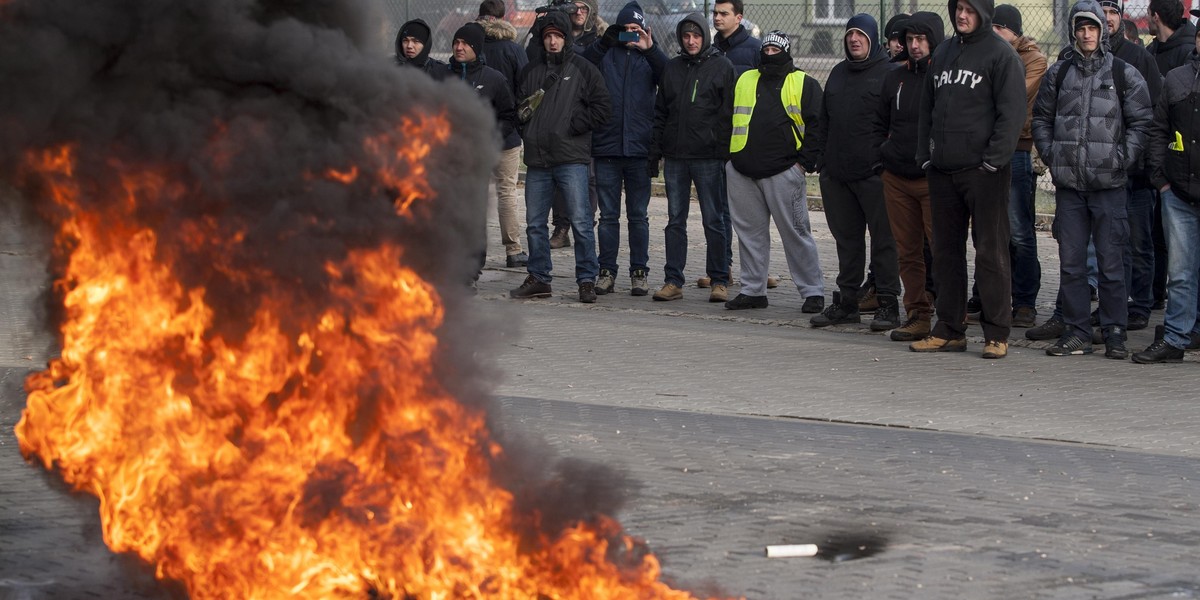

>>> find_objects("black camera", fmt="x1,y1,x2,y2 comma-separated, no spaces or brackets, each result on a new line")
535,0,579,16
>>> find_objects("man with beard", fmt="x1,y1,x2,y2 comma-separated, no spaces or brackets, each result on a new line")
911,0,1025,358
509,12,611,303
809,14,901,332
649,13,735,303
875,12,945,342
723,32,826,311
394,19,446,76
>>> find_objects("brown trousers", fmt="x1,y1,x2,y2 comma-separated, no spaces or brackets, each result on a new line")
882,170,934,319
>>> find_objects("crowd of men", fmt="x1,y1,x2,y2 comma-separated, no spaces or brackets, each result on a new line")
393,0,1200,365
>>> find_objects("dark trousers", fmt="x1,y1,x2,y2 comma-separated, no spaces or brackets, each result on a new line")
882,170,935,319
1053,187,1128,340
819,173,900,303
928,165,1013,342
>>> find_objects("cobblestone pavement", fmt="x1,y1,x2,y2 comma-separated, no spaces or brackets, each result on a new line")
2,188,1198,599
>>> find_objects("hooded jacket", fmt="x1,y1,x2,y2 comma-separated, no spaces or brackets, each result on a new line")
650,13,735,160
447,55,522,151
877,11,945,178
1148,20,1197,76
395,19,447,77
517,11,612,168
714,24,761,76
479,17,529,99
916,0,1026,172
1149,51,1200,203
1031,0,1153,191
811,13,895,181
582,1,669,158
525,0,607,62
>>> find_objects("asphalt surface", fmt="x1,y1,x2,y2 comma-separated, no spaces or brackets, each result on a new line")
2,185,1199,599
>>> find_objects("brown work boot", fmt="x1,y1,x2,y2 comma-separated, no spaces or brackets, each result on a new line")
708,283,729,303
889,314,931,342
697,276,711,288
767,275,780,289
981,340,1008,359
909,336,967,352
653,282,683,301
858,284,879,312
549,226,571,249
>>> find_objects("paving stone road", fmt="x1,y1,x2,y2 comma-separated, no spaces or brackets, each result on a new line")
2,187,1198,599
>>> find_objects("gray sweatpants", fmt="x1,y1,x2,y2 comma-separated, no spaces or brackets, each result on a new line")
726,163,824,298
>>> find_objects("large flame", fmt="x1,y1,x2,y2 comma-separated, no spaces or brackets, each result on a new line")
13,117,724,599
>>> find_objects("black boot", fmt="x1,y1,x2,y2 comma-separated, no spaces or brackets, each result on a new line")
870,295,900,331
1103,325,1128,360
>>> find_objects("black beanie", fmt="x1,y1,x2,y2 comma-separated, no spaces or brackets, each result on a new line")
1100,0,1124,14
884,13,910,40
399,20,432,46
993,4,1023,36
454,22,486,59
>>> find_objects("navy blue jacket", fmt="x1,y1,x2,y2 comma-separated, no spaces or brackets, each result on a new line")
582,35,668,158
714,25,760,77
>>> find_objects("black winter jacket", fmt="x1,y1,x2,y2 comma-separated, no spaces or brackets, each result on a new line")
517,16,611,168
1149,52,1200,203
650,14,735,160
916,0,1026,172
447,58,522,151
714,25,760,77
877,11,945,179
395,19,447,77
1148,21,1197,77
479,17,529,100
812,14,894,181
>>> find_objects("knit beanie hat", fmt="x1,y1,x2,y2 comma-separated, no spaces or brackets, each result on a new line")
993,5,1023,36
884,13,910,40
399,20,432,46
680,20,703,37
617,1,647,28
760,30,791,54
453,22,486,58
1099,0,1124,14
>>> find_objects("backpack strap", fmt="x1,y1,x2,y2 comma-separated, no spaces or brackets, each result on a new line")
1055,55,1127,106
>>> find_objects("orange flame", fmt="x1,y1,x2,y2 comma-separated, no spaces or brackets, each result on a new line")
14,117,732,599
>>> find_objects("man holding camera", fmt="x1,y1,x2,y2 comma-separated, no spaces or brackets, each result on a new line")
581,1,668,296
510,11,611,303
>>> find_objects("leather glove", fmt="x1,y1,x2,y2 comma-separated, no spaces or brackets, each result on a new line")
601,24,622,49
648,156,661,178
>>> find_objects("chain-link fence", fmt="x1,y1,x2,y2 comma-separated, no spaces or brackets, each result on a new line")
375,0,1081,73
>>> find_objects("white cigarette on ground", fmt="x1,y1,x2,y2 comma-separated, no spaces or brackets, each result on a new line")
765,544,819,558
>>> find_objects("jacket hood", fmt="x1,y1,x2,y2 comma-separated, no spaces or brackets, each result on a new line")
896,11,945,65
395,19,433,66
844,13,882,60
539,10,575,61
478,16,518,42
1068,0,1109,56
579,0,600,32
947,0,994,41
676,12,712,56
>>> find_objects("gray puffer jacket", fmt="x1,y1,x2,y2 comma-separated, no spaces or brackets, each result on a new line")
1031,0,1153,191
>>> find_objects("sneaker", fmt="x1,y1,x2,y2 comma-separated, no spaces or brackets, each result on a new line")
549,226,571,249
505,252,529,268
1104,326,1128,360
1132,339,1185,364
801,296,825,314
810,303,861,328
869,296,900,331
1012,306,1037,328
709,284,729,303
510,275,552,299
890,315,931,341
767,275,780,289
630,269,649,296
579,282,597,303
1046,335,1093,356
981,340,1008,359
858,284,879,312
1026,315,1066,341
595,269,615,295
697,276,711,288
725,293,768,310
909,336,967,352
1127,312,1149,331
653,282,683,301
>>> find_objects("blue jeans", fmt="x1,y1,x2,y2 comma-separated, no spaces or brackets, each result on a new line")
663,158,730,286
596,157,651,275
1124,182,1156,318
1008,151,1041,308
1161,188,1200,349
524,164,598,284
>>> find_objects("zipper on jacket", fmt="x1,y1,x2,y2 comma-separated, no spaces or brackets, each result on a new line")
896,81,903,110
691,80,698,103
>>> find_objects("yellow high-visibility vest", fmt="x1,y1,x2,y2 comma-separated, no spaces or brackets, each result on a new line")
730,69,807,154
